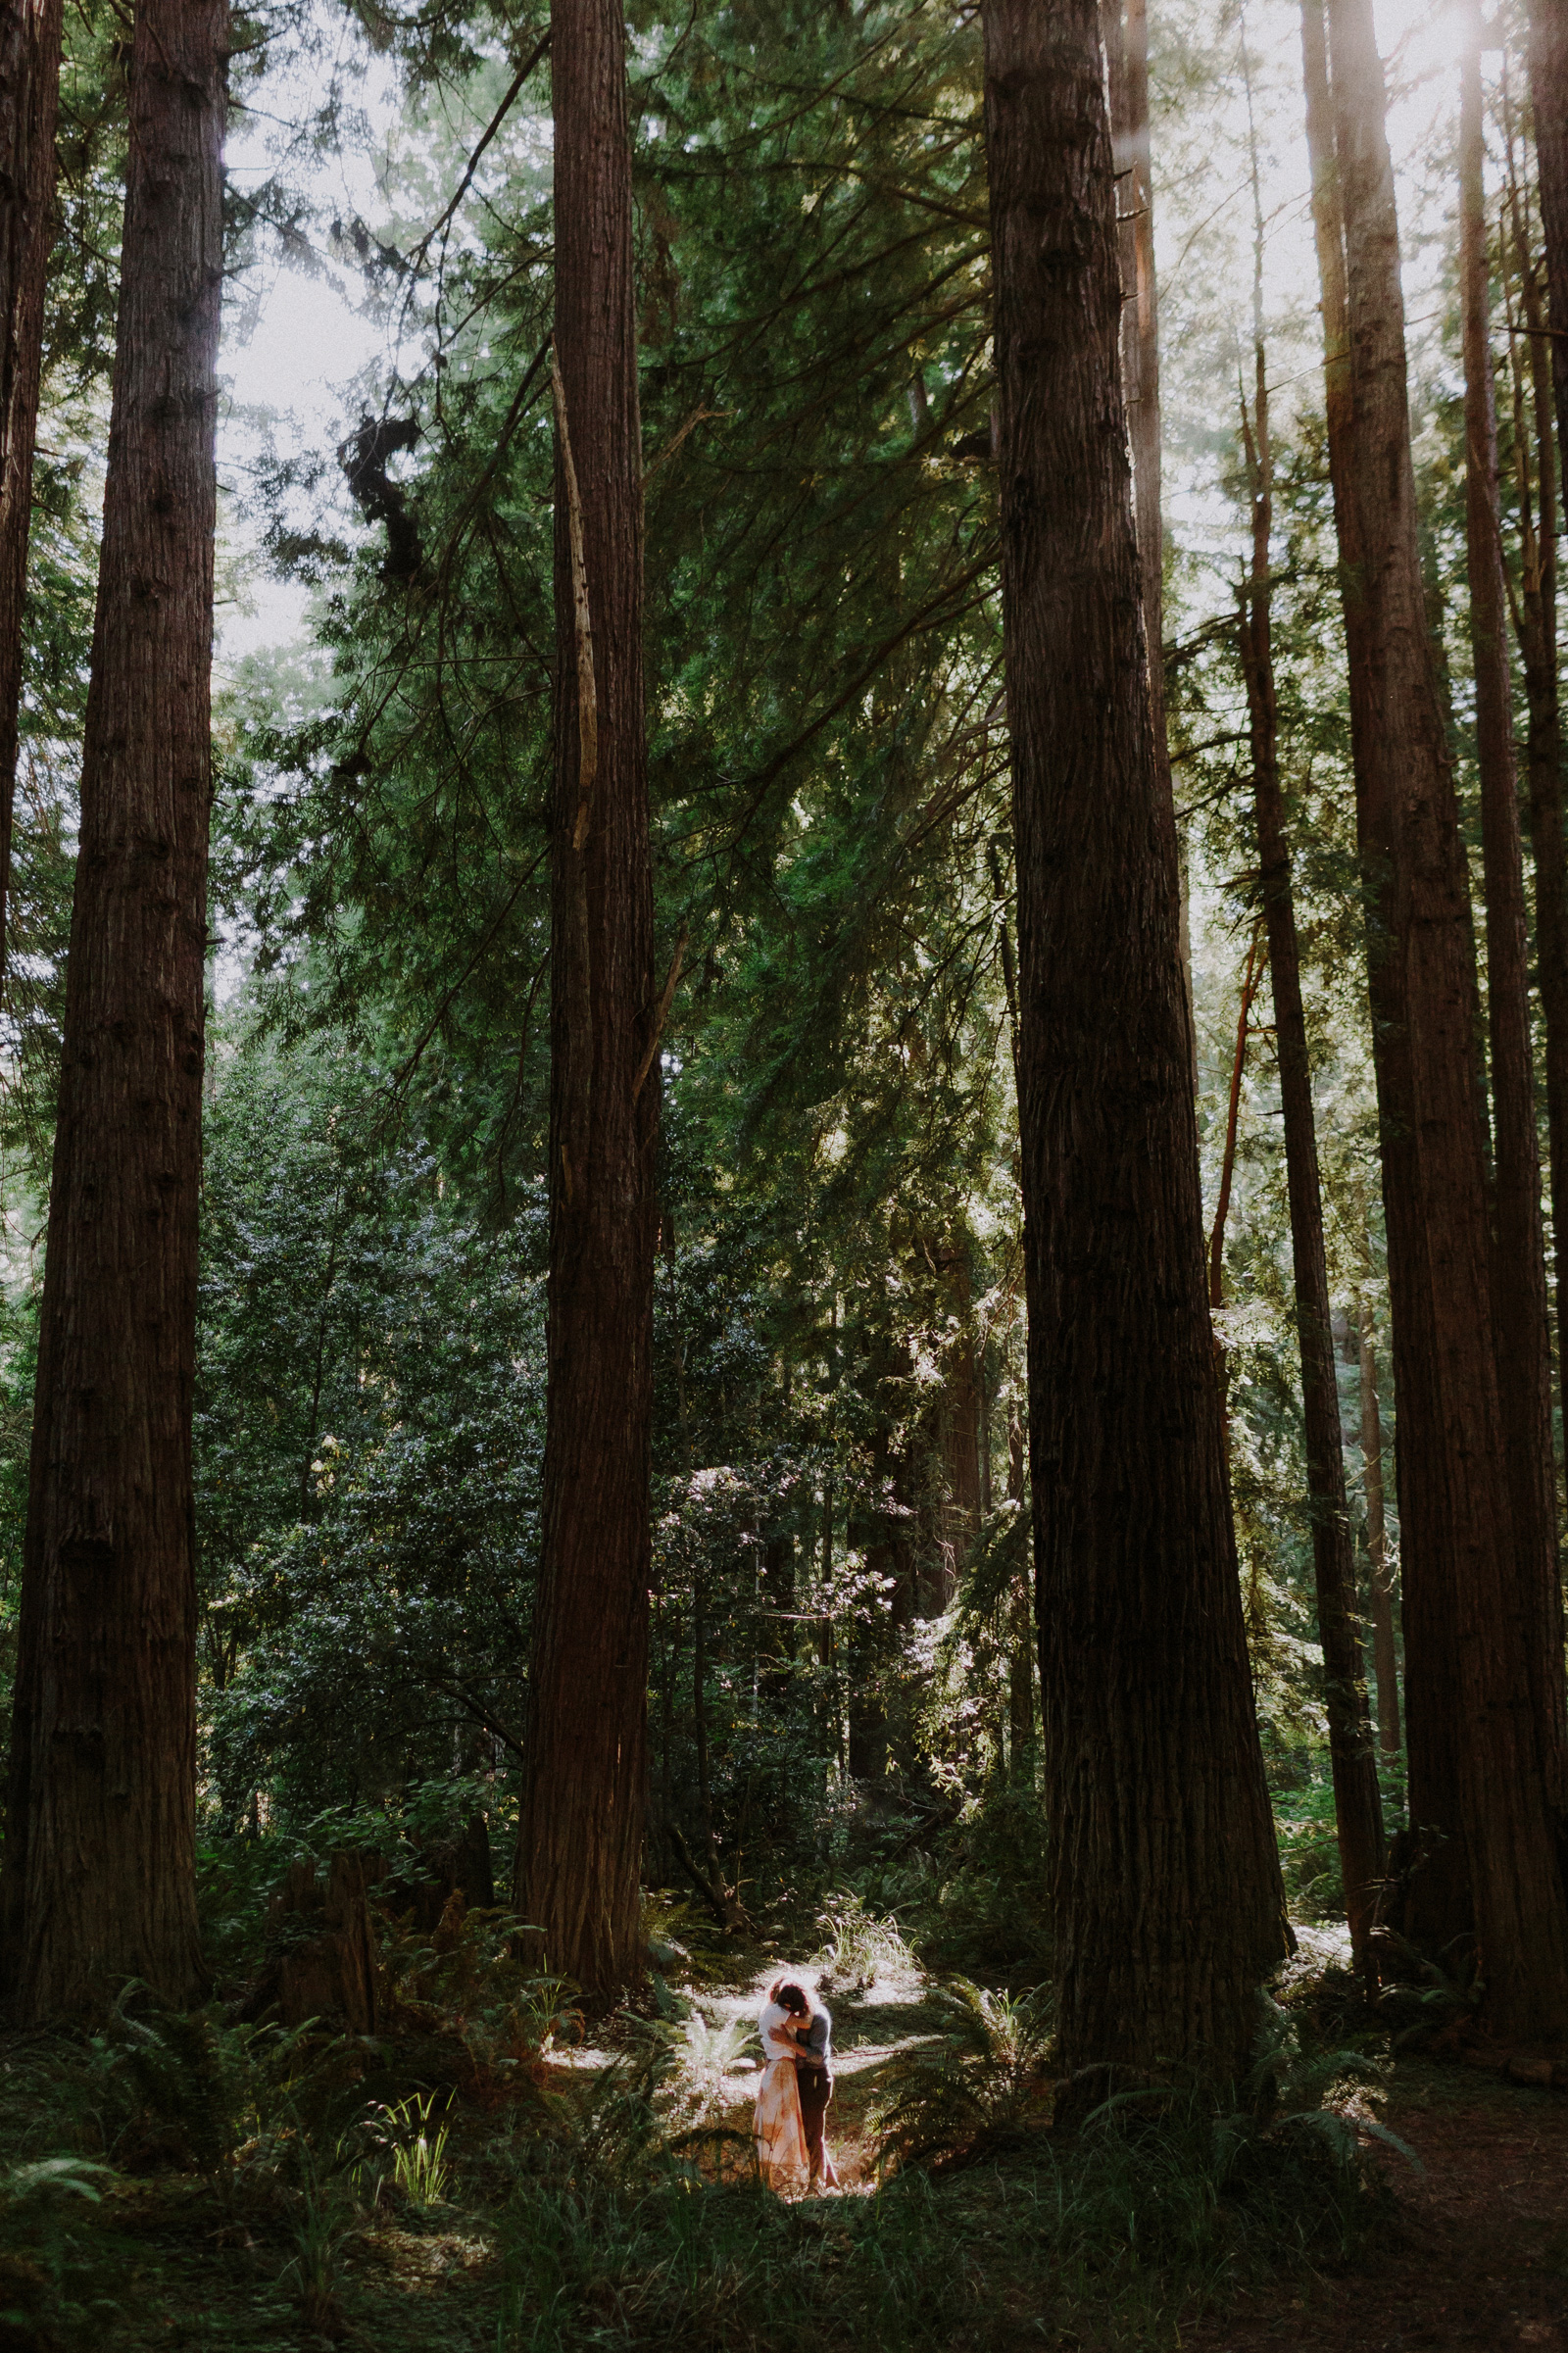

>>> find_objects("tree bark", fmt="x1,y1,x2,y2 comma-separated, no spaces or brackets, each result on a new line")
1529,0,1568,492
936,1240,981,1611
984,0,1287,2084
1208,922,1266,1310
1460,9,1566,1823
1303,0,1568,2031
1237,272,1384,1967
1358,1299,1401,1755
1104,0,1198,1087
0,0,66,1005
0,0,225,2021
1005,1405,1034,1771
514,0,656,2002
760,1529,795,1698
1501,134,1568,1424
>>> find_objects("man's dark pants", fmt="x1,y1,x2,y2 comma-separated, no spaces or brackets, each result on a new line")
798,2062,832,2177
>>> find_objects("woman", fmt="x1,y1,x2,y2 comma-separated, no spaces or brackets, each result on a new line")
753,1977,810,2191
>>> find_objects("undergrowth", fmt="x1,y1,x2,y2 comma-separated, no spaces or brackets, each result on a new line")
0,1804,1399,2353
0,1956,1394,2353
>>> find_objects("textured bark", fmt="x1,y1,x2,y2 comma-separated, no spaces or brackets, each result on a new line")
1005,1407,1034,1769
984,0,1287,2083
260,1855,379,2034
514,0,656,2002
0,0,65,1002
1503,143,1568,1415
1303,0,1568,2030
1105,0,1165,783
888,1448,917,1634
1531,0,1568,492
1358,1303,1401,1755
1207,924,1266,1310
1104,0,1197,1085
849,1430,898,1779
1239,311,1384,1963
760,1530,795,1698
935,1242,981,1611
0,0,224,2022
1461,16,1566,1822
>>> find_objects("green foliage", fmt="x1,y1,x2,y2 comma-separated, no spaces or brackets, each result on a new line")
383,2091,454,2206
855,1772,1054,1983
376,1897,581,2077
195,1031,546,1824
871,1977,1054,2175
81,1987,349,2181
814,1889,915,1993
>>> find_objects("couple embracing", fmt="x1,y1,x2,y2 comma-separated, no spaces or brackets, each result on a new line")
754,1975,840,2193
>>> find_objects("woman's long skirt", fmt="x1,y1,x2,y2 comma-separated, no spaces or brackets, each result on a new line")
753,2056,809,2191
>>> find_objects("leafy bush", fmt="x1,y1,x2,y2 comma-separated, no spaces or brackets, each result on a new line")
814,1889,914,1991
871,1977,1054,2174
857,1773,1054,1983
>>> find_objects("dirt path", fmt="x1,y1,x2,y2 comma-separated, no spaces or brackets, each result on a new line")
1188,2058,1568,2350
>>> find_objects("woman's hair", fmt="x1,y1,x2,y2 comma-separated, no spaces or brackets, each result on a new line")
773,1979,811,2016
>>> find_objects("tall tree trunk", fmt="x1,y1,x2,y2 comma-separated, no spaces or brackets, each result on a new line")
1303,0,1568,2030
936,1240,981,1611
760,1529,795,1697
1237,218,1384,1965
0,0,225,2020
0,0,66,1003
1501,133,1568,1416
514,0,656,2001
850,1432,898,1780
1104,0,1198,1084
1529,0,1568,490
693,1568,716,1877
983,0,1286,2084
1358,1298,1400,1755
1208,921,1266,1310
1461,9,1567,1822
1005,1404,1034,1771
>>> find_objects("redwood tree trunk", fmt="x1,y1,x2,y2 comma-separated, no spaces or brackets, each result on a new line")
0,0,225,2020
1005,1404,1033,1770
1358,1300,1400,1755
1503,139,1568,1419
1239,320,1384,1966
936,1239,981,1611
0,0,66,1001
984,0,1287,2083
1304,0,1568,2031
514,0,657,2001
1105,0,1165,773
1105,0,1197,1075
1460,11,1566,1823
1530,0,1568,490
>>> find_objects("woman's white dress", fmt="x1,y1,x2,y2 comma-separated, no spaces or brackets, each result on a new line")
753,2000,809,2190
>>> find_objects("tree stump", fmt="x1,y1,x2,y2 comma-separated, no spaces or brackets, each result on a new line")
260,1851,380,2033
382,1814,495,1933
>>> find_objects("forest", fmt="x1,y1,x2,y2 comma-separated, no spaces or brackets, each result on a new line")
0,0,1564,2342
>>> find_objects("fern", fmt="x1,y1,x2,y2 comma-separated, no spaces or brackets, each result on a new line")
871,1977,1054,2174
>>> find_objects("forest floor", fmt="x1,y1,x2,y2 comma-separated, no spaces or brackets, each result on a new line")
1183,2051,1568,2351
5,1916,1568,2351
